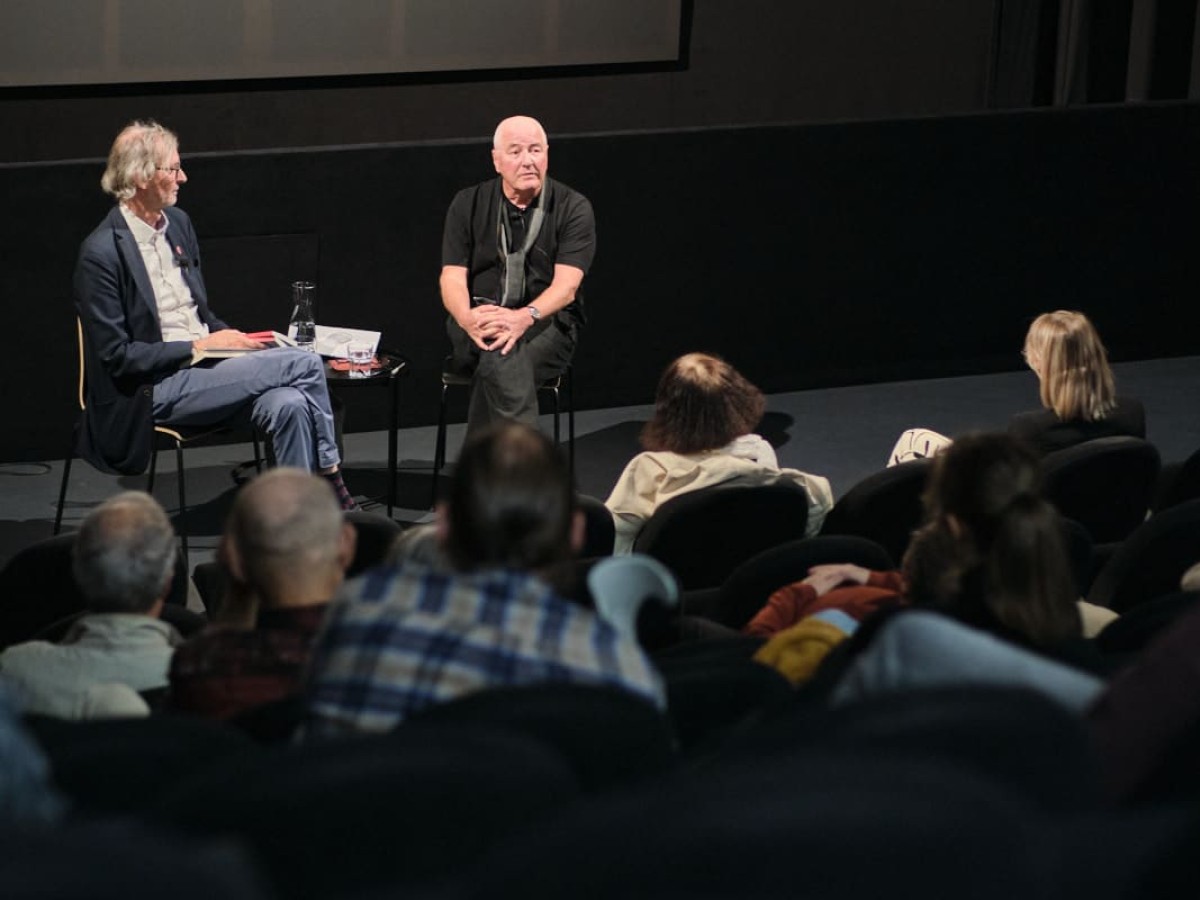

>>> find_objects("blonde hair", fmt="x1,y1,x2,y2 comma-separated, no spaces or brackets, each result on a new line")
1023,310,1116,422
101,120,177,201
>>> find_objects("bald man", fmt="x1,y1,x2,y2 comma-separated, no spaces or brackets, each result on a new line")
168,469,355,720
440,115,596,438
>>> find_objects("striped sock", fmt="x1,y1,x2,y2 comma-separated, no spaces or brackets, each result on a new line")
323,471,359,512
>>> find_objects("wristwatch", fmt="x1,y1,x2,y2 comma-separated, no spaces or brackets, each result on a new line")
526,305,541,322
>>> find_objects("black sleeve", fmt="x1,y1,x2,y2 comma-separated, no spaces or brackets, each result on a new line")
441,187,476,268
552,190,596,274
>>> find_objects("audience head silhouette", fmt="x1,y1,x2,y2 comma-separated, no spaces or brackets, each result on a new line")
440,422,581,574
1023,310,1116,422
221,468,355,611
641,352,765,454
72,491,176,616
905,432,1080,644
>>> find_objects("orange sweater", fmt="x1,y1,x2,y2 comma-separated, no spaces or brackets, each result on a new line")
743,570,907,638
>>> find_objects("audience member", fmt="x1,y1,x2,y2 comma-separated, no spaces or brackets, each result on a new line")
829,610,1106,714
1009,309,1145,455
0,492,181,718
886,310,1143,464
749,434,1109,681
303,422,664,738
169,469,355,720
0,687,65,824
605,352,833,554
1088,601,1200,802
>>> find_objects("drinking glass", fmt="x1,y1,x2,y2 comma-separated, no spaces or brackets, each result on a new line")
347,340,373,378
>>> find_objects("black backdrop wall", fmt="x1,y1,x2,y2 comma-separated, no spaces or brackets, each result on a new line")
1,3,1197,463
1,101,1196,462
0,2,1001,163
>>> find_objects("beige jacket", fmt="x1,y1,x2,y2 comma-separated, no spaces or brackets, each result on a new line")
604,434,834,555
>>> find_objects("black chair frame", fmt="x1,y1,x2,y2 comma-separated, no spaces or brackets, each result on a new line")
54,318,263,566
430,356,574,506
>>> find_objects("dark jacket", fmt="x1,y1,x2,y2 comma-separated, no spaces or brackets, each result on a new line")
73,206,227,474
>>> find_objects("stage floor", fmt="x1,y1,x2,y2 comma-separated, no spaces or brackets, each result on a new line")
4,355,1198,570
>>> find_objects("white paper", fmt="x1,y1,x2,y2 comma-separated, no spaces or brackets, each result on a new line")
314,325,381,359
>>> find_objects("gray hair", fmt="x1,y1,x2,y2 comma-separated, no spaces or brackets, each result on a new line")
226,468,345,590
72,491,177,614
100,120,177,201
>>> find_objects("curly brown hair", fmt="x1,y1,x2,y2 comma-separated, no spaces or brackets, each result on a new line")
640,353,766,455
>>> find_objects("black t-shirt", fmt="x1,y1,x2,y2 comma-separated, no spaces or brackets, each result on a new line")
1007,396,1146,456
441,177,596,327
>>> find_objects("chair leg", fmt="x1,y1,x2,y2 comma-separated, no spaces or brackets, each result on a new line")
174,441,189,568
53,437,76,535
252,431,264,474
549,385,561,445
147,445,158,495
566,367,575,477
431,383,451,508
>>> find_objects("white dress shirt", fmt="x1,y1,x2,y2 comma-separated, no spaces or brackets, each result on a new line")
119,204,209,342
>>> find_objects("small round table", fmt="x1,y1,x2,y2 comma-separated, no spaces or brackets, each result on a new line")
324,350,409,517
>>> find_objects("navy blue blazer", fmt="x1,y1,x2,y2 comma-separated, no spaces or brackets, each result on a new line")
73,206,229,474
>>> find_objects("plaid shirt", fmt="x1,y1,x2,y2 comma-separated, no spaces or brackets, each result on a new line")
303,564,665,737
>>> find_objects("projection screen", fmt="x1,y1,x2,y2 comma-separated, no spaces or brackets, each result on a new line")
0,0,685,88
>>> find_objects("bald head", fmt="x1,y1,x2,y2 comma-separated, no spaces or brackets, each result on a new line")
493,115,547,149
491,116,549,205
223,469,354,607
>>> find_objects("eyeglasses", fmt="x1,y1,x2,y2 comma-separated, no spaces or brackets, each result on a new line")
156,165,184,179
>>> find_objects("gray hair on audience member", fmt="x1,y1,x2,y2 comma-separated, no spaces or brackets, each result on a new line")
72,491,177,614
101,120,177,201
226,468,345,588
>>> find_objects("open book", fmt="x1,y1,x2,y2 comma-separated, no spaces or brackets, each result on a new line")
189,331,296,366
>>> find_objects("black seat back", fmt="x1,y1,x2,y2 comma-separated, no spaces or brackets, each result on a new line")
1041,437,1160,544
0,534,188,649
1088,498,1200,613
632,483,812,590
714,534,894,629
819,459,934,564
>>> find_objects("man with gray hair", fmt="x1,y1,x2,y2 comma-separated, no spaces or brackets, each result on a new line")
440,115,596,438
0,492,183,718
74,119,356,510
169,468,355,720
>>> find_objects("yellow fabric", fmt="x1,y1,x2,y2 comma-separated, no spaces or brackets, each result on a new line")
753,617,850,686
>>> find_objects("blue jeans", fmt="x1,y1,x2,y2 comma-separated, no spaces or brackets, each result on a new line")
830,612,1105,714
151,347,339,471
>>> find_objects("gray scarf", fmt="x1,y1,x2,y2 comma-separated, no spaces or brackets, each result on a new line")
498,180,550,306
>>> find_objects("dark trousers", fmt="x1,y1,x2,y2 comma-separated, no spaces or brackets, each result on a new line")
447,314,576,439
